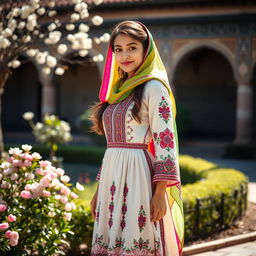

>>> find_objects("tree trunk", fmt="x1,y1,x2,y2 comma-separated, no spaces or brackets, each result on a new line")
0,68,12,158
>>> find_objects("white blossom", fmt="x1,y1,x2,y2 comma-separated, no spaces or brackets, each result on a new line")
22,144,32,152
79,23,89,32
35,52,48,65
44,31,61,44
17,21,25,30
65,24,75,31
80,9,89,19
26,49,39,57
100,33,110,43
42,66,51,75
57,44,68,55
48,23,56,31
11,60,21,68
75,2,88,12
91,15,103,26
55,67,65,75
48,10,57,17
94,37,101,44
70,13,80,22
2,28,13,37
23,112,34,120
12,34,17,40
37,8,45,15
23,35,31,43
46,56,57,68
9,147,22,156
78,50,88,57
0,37,10,49
93,0,104,5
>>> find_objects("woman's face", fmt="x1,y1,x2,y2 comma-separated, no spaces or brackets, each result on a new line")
113,34,144,79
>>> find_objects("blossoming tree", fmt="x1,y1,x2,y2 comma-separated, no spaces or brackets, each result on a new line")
0,0,109,156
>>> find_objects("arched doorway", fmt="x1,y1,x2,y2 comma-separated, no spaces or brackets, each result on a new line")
173,47,236,140
2,57,41,131
54,54,101,131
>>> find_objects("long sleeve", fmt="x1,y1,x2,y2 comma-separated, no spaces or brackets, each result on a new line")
146,80,180,187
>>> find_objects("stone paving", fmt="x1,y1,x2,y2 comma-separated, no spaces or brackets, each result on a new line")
192,241,256,256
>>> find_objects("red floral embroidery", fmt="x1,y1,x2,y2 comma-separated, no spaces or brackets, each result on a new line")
159,128,174,150
158,96,171,123
138,205,147,232
108,181,116,228
91,233,161,255
120,183,128,231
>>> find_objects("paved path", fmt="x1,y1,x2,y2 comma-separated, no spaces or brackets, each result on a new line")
192,241,256,256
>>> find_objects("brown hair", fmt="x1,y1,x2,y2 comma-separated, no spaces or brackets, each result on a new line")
89,21,149,135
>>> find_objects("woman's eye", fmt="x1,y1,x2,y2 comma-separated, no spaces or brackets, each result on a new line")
129,47,136,51
115,48,121,52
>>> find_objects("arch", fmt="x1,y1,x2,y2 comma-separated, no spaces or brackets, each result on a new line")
172,40,236,80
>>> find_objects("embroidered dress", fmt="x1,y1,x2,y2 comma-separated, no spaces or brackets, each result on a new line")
91,80,181,256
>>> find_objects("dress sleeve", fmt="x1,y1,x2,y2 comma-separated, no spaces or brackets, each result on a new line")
146,80,180,187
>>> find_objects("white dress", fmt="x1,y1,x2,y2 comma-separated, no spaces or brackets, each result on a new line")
91,80,181,256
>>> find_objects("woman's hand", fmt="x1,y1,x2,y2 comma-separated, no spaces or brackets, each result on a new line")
90,185,99,220
150,181,167,222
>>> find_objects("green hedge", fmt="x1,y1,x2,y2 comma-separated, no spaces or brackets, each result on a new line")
180,155,249,243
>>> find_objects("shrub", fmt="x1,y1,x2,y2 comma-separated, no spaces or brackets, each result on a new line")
180,155,249,242
0,145,83,255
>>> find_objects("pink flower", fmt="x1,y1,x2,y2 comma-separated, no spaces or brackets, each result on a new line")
10,173,19,181
12,159,23,167
20,190,32,199
9,231,19,241
23,153,33,161
60,195,68,204
7,214,16,222
64,203,72,212
0,222,9,231
61,175,70,183
32,152,42,160
24,184,32,191
23,160,32,167
35,168,44,175
0,204,7,212
39,160,51,168
63,212,72,221
9,239,18,246
5,230,12,239
71,192,78,199
60,186,70,196
40,175,51,187
42,190,51,197
56,168,65,176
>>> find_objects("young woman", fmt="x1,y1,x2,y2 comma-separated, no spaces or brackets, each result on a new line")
89,20,184,256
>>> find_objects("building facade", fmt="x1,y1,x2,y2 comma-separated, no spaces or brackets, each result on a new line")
3,0,256,144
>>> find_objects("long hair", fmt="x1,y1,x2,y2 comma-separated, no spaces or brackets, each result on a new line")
89,21,149,135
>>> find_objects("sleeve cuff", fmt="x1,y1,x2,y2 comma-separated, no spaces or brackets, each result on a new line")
152,159,179,187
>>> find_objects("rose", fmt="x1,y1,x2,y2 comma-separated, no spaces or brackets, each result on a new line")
20,190,32,199
0,222,9,231
0,204,7,212
7,214,16,222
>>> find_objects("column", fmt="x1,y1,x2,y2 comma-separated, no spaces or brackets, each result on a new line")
234,82,253,144
40,74,56,118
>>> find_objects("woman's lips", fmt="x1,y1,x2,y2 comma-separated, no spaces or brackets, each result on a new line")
121,61,134,66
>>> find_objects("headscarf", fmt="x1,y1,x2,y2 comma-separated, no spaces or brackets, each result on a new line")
99,21,184,255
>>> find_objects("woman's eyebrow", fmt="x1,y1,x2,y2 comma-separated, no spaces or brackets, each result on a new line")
114,42,137,47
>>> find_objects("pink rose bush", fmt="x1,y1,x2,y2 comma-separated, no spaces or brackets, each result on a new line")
0,145,81,255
